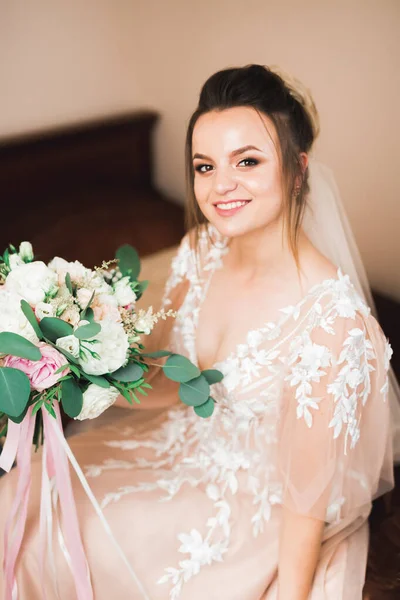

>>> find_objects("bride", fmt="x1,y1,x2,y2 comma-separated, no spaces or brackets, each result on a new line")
0,64,398,600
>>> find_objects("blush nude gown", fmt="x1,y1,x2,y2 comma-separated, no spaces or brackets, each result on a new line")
0,227,394,599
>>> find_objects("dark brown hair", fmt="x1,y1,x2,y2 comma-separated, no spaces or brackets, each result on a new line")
185,64,317,260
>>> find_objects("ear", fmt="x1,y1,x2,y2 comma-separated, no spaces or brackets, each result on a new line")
299,152,309,174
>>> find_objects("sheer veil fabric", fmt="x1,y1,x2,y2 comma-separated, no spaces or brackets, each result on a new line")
304,159,400,462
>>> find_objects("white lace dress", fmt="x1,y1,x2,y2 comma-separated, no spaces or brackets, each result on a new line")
0,229,394,600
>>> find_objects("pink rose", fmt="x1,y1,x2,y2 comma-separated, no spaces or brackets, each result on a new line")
4,342,69,392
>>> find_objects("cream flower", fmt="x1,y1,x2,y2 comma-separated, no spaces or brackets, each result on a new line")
56,334,80,358
9,254,24,270
19,241,34,262
78,318,129,375
35,302,55,320
0,290,39,343
5,261,58,306
48,257,89,285
113,277,136,307
75,384,120,420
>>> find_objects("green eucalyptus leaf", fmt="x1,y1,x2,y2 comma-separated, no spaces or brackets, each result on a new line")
202,369,224,385
82,307,95,323
115,245,141,280
109,363,144,383
8,402,30,423
163,354,201,383
73,322,101,340
178,374,210,407
0,367,31,417
65,272,73,295
194,397,215,418
40,317,73,342
80,291,95,320
141,350,172,358
83,374,110,388
61,378,83,418
20,300,43,339
0,332,42,361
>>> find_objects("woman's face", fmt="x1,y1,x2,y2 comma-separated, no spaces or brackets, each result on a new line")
192,107,284,238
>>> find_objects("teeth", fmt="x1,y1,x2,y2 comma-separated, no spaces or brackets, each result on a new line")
216,201,248,210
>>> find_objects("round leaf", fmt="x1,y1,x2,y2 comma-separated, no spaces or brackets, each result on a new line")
163,354,201,383
178,374,210,407
20,300,43,339
0,367,31,417
74,322,101,340
61,379,83,418
116,244,141,280
194,397,215,418
0,332,42,361
9,403,30,424
141,350,172,358
41,317,73,342
202,369,224,385
81,307,95,323
109,363,144,383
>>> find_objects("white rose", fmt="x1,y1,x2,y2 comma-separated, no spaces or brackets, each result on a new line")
78,318,129,375
0,290,39,343
76,288,93,309
35,302,55,320
113,277,136,307
87,271,110,294
9,254,24,270
19,242,34,262
5,261,58,307
56,334,80,358
75,384,120,420
48,257,89,284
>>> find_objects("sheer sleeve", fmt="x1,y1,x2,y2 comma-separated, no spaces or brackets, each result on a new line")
278,309,394,523
140,232,192,356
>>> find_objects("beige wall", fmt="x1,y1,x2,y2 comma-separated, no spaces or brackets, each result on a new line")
0,0,138,136
1,1,399,299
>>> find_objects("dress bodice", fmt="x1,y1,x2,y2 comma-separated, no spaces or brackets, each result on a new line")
85,228,393,599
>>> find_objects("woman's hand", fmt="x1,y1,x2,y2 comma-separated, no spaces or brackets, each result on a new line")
277,506,325,600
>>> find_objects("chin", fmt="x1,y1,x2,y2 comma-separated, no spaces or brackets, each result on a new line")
206,216,257,239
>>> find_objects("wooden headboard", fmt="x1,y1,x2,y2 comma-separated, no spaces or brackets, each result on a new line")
0,110,185,265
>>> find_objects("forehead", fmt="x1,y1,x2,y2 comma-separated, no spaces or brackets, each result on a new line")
192,106,278,155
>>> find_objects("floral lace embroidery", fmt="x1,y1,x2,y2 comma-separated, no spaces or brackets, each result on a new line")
84,230,392,598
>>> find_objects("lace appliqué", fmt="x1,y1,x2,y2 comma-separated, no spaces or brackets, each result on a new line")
84,235,392,598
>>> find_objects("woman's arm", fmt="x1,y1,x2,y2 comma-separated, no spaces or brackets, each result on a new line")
277,506,325,600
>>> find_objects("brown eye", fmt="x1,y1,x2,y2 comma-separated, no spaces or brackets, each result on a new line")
195,164,214,174
238,158,259,167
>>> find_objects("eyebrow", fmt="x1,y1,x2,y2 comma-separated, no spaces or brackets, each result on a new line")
192,144,263,161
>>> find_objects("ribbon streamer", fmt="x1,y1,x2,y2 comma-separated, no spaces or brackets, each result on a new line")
1,404,149,600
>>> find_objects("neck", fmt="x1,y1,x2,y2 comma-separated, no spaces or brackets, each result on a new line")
226,220,310,281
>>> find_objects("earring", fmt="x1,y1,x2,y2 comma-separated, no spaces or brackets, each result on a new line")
293,186,301,198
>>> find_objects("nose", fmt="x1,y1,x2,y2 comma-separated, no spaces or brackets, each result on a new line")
213,166,238,196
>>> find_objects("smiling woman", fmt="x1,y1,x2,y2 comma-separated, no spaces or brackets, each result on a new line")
0,64,397,600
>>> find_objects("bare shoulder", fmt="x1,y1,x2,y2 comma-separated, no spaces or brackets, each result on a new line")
299,240,339,290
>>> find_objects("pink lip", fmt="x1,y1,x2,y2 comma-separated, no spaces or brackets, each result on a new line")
213,199,251,217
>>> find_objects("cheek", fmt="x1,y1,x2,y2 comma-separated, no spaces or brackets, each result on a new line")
194,176,210,207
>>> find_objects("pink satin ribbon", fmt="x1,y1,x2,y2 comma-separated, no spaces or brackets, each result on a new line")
1,403,148,599
2,407,35,600
1,405,93,600
41,403,93,600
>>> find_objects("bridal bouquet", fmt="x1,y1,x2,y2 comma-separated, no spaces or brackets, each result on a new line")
0,241,222,445
0,241,223,600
